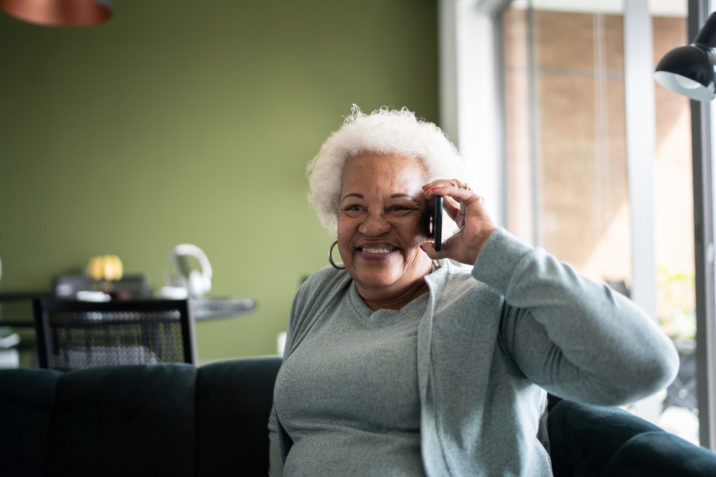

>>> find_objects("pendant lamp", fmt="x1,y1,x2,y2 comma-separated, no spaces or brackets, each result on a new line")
654,11,716,101
0,0,112,27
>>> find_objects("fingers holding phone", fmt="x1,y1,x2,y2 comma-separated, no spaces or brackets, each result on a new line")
421,180,497,265
424,195,443,251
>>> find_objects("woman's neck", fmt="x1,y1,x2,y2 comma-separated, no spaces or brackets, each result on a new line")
358,276,431,311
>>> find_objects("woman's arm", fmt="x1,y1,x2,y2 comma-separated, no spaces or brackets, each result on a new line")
267,284,306,477
477,228,679,405
268,408,284,477
267,267,349,475
422,179,679,405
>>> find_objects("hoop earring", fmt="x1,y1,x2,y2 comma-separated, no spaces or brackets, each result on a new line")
329,240,346,270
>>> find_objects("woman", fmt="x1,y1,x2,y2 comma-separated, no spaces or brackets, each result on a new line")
269,106,678,476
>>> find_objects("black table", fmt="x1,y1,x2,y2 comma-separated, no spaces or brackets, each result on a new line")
0,293,255,328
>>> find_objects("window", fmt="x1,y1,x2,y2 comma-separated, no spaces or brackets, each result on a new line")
501,0,697,443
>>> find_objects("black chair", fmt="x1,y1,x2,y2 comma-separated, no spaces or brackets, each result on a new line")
33,298,196,371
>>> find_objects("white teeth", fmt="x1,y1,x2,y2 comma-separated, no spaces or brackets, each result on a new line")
363,248,392,254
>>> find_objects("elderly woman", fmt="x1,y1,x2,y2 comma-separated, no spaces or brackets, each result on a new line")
269,106,678,476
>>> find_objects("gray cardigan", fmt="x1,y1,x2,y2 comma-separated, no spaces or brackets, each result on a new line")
269,228,679,476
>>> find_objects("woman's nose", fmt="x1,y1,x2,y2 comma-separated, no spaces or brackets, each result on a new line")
359,211,391,236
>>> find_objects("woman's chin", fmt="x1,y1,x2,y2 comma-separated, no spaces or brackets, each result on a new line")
350,264,405,291
347,249,430,291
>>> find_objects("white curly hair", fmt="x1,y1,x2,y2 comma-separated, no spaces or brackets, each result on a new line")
307,105,465,232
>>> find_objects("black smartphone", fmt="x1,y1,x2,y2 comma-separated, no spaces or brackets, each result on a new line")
425,195,443,251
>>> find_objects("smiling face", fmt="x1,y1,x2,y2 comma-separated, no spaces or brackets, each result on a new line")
337,153,433,303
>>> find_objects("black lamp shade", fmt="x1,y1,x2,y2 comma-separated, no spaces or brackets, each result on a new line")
654,11,716,101
655,45,715,101
0,0,112,27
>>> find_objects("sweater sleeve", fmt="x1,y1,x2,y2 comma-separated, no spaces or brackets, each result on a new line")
472,228,679,405
267,275,307,477
268,408,283,477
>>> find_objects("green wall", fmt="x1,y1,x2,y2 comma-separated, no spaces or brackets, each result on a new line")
0,0,439,361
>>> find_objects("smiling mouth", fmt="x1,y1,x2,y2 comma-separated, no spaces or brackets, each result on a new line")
358,247,395,254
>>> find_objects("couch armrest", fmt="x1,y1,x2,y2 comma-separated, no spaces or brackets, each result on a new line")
602,431,716,477
548,399,661,476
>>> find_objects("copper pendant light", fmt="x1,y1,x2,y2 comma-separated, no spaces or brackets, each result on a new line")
0,0,112,27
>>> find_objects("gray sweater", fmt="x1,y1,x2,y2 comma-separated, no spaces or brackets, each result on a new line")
269,228,679,476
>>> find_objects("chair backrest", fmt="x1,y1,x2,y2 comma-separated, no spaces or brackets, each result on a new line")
33,298,196,371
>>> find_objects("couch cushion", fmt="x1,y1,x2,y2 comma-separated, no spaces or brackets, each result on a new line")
195,356,281,476
602,431,716,477
0,368,62,477
45,363,197,477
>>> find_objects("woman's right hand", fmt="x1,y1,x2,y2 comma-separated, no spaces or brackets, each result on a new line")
421,179,497,266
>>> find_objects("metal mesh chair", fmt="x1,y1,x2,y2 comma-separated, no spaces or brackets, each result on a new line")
33,298,196,371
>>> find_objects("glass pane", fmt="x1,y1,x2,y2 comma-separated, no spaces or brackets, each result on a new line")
503,0,696,444
505,3,630,284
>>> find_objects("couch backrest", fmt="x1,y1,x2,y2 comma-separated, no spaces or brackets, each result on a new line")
195,356,282,476
4,357,716,477
0,356,282,477
0,368,62,477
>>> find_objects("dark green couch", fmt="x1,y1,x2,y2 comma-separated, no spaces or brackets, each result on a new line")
1,356,715,476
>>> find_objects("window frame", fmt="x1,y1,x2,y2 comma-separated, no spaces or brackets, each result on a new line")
689,0,716,451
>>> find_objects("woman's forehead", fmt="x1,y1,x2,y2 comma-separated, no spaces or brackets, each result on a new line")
341,155,424,194
342,153,424,179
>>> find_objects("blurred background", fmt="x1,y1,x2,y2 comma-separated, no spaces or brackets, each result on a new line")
0,0,439,361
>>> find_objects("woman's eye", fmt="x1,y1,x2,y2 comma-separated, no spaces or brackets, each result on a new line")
388,205,414,214
343,204,364,212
